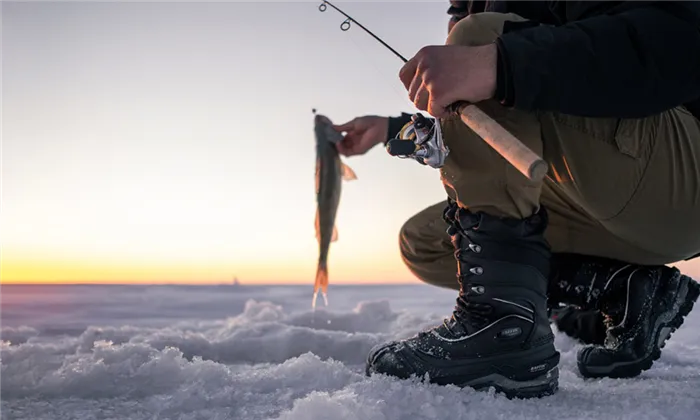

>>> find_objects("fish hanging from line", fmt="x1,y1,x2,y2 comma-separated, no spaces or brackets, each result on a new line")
312,109,357,309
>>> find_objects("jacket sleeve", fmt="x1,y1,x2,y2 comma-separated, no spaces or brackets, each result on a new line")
495,2,700,118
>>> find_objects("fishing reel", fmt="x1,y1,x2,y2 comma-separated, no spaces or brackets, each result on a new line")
385,114,449,168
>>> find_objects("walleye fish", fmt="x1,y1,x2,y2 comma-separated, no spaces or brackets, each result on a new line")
312,110,357,309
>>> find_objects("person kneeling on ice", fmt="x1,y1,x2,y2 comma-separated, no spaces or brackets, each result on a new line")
333,1,700,398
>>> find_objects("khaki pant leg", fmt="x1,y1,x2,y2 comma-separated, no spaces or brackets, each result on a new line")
399,201,459,291
541,180,686,264
540,109,700,264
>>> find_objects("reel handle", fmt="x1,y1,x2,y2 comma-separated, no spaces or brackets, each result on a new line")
386,138,419,156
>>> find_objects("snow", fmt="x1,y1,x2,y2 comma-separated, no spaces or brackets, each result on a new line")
2,284,699,420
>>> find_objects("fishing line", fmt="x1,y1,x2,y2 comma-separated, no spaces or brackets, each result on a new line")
344,30,418,109
318,1,408,63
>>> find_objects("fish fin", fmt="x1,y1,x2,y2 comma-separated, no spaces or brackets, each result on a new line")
315,208,321,242
312,262,329,309
331,225,338,242
315,159,320,193
340,162,357,181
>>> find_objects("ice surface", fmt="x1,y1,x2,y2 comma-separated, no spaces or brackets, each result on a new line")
2,284,699,420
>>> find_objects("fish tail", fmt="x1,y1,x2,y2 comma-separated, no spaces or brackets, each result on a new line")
312,261,329,309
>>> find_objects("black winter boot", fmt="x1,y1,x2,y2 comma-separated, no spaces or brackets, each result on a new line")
542,253,700,378
365,203,560,399
576,264,700,378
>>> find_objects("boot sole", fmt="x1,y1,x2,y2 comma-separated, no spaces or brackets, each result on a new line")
367,347,560,400
461,365,560,400
577,274,700,379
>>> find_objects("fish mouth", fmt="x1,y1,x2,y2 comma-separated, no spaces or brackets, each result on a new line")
314,113,343,145
314,114,332,126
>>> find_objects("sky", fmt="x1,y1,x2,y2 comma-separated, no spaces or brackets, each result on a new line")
3,1,700,285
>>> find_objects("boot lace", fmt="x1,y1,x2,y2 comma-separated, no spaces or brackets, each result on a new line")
437,200,495,335
442,240,494,335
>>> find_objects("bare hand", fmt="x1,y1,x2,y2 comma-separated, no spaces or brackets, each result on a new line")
399,44,497,118
332,116,389,157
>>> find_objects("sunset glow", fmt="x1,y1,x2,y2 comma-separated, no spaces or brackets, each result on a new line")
4,2,700,285
1,252,415,285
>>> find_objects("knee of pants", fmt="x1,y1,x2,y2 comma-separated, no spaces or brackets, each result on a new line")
447,12,528,46
399,238,456,290
398,212,459,291
398,216,423,267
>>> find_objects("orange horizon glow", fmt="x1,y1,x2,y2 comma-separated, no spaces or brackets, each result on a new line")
4,253,700,286
1,255,419,285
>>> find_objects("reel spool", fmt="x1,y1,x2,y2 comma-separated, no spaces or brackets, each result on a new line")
385,114,449,168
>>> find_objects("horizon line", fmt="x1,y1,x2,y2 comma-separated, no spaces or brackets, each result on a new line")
0,281,425,287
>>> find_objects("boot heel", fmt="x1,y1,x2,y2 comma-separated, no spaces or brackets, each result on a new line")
658,275,699,350
637,273,699,375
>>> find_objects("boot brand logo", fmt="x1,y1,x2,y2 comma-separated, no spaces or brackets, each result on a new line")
530,363,547,373
499,327,521,338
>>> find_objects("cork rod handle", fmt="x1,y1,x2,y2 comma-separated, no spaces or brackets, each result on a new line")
457,104,548,182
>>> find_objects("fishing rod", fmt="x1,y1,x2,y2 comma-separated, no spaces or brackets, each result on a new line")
318,1,408,63
317,0,548,182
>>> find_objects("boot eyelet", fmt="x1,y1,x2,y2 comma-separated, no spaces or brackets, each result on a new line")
470,267,484,275
471,285,485,294
469,243,482,253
